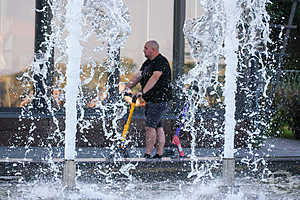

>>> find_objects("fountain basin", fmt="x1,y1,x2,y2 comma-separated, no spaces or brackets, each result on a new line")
0,144,299,183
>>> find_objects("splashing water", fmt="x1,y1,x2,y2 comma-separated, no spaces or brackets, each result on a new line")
11,0,300,199
234,0,272,171
17,0,131,179
222,0,241,159
183,0,225,96
2,177,300,200
182,0,272,180
182,0,226,180
64,0,84,160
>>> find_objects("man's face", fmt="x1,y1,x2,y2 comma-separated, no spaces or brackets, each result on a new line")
143,43,153,59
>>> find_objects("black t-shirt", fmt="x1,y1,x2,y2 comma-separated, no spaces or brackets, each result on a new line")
140,54,172,103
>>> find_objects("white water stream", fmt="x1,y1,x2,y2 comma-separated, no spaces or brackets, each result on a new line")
223,0,240,159
64,0,84,160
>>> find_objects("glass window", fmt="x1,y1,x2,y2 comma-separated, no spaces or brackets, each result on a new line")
121,0,174,71
0,0,193,108
0,0,35,108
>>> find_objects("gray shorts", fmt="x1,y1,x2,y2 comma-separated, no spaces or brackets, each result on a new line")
144,102,168,128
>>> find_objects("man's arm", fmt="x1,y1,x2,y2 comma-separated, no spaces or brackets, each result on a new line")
126,71,142,89
142,71,162,94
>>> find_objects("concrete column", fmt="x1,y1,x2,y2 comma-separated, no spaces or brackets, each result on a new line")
33,0,54,113
63,160,76,189
172,0,186,80
222,158,235,185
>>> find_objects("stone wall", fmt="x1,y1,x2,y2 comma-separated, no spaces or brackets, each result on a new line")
0,110,250,148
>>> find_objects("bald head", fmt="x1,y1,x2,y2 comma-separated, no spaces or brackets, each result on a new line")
146,40,159,52
144,40,160,60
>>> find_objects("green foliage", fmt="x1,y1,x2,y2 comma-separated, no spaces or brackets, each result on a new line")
281,125,295,139
267,1,300,71
268,78,300,139
266,1,300,139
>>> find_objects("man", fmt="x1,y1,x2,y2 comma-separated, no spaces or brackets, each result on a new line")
124,40,172,158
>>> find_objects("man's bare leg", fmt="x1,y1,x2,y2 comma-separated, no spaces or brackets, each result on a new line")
155,127,165,155
145,127,157,155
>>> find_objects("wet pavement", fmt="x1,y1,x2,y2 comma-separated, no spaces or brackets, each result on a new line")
0,137,299,182
0,137,299,161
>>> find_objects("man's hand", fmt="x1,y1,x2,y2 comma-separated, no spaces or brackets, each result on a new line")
136,91,143,98
119,82,128,94
121,86,131,94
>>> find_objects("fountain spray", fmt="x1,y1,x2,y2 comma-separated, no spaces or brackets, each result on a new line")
63,0,84,189
222,0,241,185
